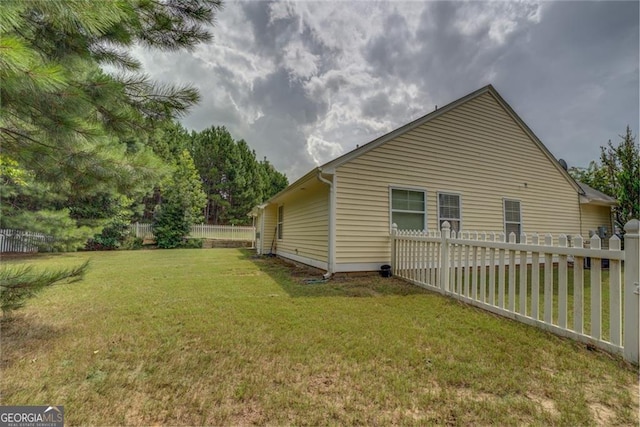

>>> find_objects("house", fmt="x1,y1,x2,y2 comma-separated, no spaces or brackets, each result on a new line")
576,181,616,241
251,85,615,275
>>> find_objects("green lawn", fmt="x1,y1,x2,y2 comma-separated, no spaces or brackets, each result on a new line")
1,249,638,425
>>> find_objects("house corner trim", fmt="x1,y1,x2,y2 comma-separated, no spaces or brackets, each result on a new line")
317,169,336,276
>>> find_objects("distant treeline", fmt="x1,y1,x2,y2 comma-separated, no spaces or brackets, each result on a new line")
148,124,288,226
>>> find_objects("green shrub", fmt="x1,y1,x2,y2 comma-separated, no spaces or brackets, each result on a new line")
182,238,203,249
85,222,130,250
120,236,143,250
84,196,136,251
153,203,190,249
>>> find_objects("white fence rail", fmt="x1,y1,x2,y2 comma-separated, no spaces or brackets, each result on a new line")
391,220,640,364
130,223,256,242
0,229,53,253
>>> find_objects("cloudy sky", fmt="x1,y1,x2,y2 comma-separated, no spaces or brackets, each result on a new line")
135,0,639,182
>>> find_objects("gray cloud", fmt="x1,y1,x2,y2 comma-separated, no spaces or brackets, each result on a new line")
365,12,414,79
490,1,639,166
132,1,639,181
251,68,326,125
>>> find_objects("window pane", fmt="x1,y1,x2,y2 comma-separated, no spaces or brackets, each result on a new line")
506,222,521,242
438,193,460,219
391,189,407,210
408,199,425,211
392,189,424,212
504,200,520,222
393,212,424,230
440,205,460,219
407,191,424,202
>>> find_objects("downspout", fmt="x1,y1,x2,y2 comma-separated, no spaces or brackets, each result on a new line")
259,205,265,255
253,204,266,255
317,169,335,278
578,192,583,237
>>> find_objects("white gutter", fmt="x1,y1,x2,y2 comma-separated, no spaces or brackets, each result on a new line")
259,205,265,255
317,169,335,278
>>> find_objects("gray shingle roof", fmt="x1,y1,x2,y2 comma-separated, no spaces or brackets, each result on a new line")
577,181,617,206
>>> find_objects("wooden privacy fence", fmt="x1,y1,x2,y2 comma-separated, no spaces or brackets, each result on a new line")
130,223,256,242
0,229,53,253
391,220,640,364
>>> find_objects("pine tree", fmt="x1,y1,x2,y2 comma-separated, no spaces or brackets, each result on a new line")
188,126,239,224
1,261,89,317
188,126,288,225
259,158,289,201
153,150,207,248
0,0,221,249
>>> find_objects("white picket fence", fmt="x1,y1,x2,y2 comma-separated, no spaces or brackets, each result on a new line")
0,229,53,253
130,223,256,242
391,220,640,364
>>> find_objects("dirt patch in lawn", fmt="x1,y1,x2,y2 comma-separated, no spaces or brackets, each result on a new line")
0,313,68,369
258,255,427,297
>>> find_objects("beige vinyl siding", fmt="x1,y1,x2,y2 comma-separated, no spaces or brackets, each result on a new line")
580,204,614,238
260,204,278,254
335,91,581,265
255,210,263,253
276,181,329,263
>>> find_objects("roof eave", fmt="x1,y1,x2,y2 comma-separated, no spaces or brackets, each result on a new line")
263,84,586,207
259,167,323,206
579,196,617,207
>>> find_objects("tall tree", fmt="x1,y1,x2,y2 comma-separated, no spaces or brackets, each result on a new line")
259,158,289,201
153,150,207,248
600,126,640,229
188,126,288,225
188,126,238,224
569,126,639,230
0,0,221,249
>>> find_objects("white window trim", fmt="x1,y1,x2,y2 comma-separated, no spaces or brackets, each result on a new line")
503,198,522,241
277,204,284,240
389,186,427,231
437,191,463,232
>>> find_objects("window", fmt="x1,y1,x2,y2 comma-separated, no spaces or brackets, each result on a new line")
504,199,521,242
277,205,283,240
391,188,426,230
438,193,461,232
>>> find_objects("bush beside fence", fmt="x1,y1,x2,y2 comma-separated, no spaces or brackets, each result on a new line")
391,220,640,364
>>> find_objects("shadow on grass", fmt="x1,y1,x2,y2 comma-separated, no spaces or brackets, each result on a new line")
0,314,67,369
239,249,429,298
0,252,70,262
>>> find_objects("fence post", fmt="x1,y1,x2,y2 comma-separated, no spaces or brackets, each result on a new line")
623,219,639,364
440,221,451,293
390,223,398,275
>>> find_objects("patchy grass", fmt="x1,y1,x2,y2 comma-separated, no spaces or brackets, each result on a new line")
1,249,638,425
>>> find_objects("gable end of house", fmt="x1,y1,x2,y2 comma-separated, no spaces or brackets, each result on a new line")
322,85,582,195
